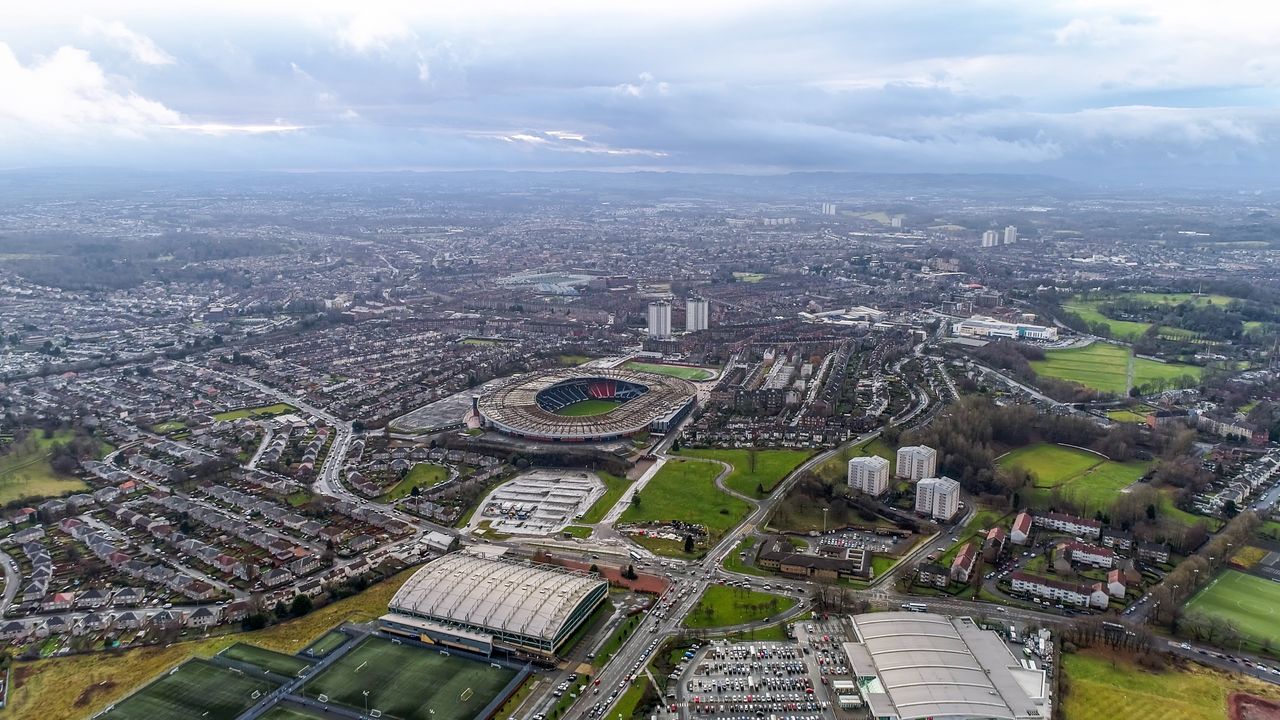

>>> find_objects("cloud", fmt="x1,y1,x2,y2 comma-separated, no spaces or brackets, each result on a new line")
163,122,308,136
478,129,668,157
0,43,180,135
335,12,413,54
81,17,175,66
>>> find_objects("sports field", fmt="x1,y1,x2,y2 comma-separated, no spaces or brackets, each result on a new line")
1030,343,1200,395
102,659,279,720
677,448,813,497
998,443,1150,509
1062,647,1280,720
552,398,622,416
620,458,751,551
623,361,716,381
1184,570,1280,648
214,403,296,422
259,706,330,720
303,631,352,658
301,637,516,720
220,642,312,677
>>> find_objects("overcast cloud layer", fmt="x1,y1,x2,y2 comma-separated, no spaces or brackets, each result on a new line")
1,0,1277,185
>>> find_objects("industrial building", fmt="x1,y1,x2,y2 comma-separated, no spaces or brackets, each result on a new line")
895,445,937,481
915,476,960,521
841,612,1049,720
382,550,608,657
848,455,890,497
951,315,1058,341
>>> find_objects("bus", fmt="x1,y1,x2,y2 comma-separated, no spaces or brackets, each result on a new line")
629,550,643,562
901,603,928,613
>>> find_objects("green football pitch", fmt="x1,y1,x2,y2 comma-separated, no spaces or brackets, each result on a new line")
552,398,621,416
1184,569,1280,648
300,637,517,720
102,659,280,720
221,642,313,677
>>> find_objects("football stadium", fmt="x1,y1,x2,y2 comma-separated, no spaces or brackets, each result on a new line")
381,551,609,657
475,367,696,442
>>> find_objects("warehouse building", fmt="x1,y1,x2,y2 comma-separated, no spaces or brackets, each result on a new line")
841,612,1049,720
381,550,608,657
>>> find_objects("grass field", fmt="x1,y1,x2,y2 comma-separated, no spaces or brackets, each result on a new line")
1062,292,1240,341
623,361,716,381
220,642,312,677
683,586,796,629
102,659,279,720
579,471,630,524
1030,343,1200,395
8,567,418,720
301,637,516,720
1107,407,1152,423
260,706,330,720
812,437,896,483
303,631,352,658
152,420,187,434
380,463,449,500
1184,570,1280,648
214,403,296,422
558,354,593,366
620,459,751,551
553,398,622,416
998,443,1150,510
677,448,812,497
723,537,770,577
562,525,593,538
732,272,765,283
1062,647,1280,720
0,429,99,504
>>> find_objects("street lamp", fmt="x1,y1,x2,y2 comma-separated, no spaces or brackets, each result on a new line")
363,690,369,716
822,508,829,534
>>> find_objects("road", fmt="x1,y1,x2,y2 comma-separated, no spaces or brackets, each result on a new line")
0,548,18,615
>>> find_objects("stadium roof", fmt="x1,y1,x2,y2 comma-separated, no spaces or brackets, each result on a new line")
388,552,607,644
845,612,1047,720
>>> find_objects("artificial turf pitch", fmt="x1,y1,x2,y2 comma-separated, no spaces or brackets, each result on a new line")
221,642,313,677
300,637,516,720
1184,569,1280,648
102,659,280,720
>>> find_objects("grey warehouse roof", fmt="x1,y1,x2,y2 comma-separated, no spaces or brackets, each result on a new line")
846,612,1047,720
389,552,607,643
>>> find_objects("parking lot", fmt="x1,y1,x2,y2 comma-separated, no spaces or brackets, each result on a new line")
802,528,913,555
671,631,857,720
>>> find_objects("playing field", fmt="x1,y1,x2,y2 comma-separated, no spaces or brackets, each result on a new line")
259,706,331,720
102,659,280,720
998,443,1150,509
1031,343,1200,395
300,637,516,720
552,398,622,416
303,631,352,658
1184,570,1280,648
214,403,296,422
1062,292,1240,342
623,361,716,381
620,458,751,551
677,448,813,497
220,642,312,677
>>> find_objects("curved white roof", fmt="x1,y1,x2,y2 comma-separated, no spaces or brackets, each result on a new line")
389,553,607,643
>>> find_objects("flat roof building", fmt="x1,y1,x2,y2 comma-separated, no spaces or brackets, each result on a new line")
896,445,937,481
382,550,608,656
842,612,1049,720
848,455,891,497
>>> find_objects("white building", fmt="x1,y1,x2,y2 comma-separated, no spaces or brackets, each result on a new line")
951,315,1058,341
848,456,891,497
1033,512,1102,540
915,476,961,521
1011,572,1108,609
1004,225,1018,245
981,230,1000,247
647,301,672,339
685,296,709,332
896,445,937,481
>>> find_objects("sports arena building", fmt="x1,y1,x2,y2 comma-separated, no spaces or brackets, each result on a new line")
475,367,696,442
381,551,608,657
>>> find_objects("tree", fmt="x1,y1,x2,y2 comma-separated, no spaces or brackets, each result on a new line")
631,494,641,509
683,534,695,554
621,564,638,580
290,594,313,617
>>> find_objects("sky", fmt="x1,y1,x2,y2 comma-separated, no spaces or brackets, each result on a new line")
1,0,1278,185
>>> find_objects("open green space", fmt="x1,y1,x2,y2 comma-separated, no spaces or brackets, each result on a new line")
152,420,187,434
683,585,796,629
1107,406,1152,423
1184,569,1280,649
620,459,752,552
579,471,630,524
1062,292,1240,341
461,337,499,346
380,462,450,501
623,361,716,381
259,706,330,720
1062,647,1280,720
553,398,622,417
220,642,312,677
558,354,593,366
303,631,351,658
0,429,105,504
562,525,593,539
214,403,296,422
678,448,812,497
732,272,765,283
300,636,516,720
1031,342,1201,395
812,436,896,483
998,443,1150,510
101,659,279,720
723,537,770,577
